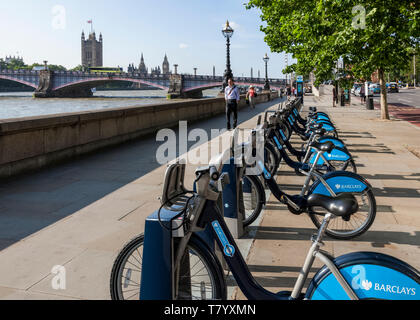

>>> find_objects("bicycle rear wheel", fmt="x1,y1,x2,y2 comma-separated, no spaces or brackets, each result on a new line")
110,234,226,300
264,142,280,176
241,174,265,227
308,189,376,240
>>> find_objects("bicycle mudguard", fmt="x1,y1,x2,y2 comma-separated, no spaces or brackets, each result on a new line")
308,171,371,196
313,121,335,133
314,119,335,127
315,115,330,121
318,136,346,149
308,146,351,165
305,252,420,300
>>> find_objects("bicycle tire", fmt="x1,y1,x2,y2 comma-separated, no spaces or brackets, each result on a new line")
109,234,227,300
308,189,376,240
241,174,265,227
264,142,280,176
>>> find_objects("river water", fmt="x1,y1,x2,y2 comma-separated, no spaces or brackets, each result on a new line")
0,88,220,120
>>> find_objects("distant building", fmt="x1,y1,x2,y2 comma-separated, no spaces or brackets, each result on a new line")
81,31,103,68
162,54,170,75
127,54,171,75
4,55,24,65
138,53,148,74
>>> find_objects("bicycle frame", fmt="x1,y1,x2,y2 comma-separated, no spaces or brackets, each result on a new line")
174,187,360,300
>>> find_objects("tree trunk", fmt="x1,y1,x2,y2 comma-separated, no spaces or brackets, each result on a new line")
378,68,390,120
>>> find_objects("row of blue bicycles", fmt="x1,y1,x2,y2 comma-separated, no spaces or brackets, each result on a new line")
109,97,419,300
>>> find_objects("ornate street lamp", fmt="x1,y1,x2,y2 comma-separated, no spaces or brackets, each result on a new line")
221,20,234,91
263,53,270,91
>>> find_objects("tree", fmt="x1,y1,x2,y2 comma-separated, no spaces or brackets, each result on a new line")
246,0,420,120
70,65,85,72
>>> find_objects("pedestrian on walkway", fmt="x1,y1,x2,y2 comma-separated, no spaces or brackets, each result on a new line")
360,84,366,104
224,78,240,130
332,86,337,107
246,86,256,109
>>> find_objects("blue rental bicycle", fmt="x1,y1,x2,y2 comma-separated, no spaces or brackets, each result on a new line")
110,160,419,300
240,121,376,240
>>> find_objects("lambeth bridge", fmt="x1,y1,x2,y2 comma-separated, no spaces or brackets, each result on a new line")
0,69,286,98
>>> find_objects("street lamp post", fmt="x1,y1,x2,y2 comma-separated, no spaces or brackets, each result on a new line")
194,68,197,77
263,53,270,91
221,20,234,92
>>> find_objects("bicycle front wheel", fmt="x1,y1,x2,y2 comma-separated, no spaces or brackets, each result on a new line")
110,234,227,300
308,189,376,240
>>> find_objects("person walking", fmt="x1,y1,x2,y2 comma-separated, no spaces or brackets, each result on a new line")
246,86,256,109
360,84,366,104
287,86,292,97
224,78,240,130
332,86,337,107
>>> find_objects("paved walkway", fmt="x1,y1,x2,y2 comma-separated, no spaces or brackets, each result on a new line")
234,92,420,299
0,96,283,300
1,90,419,300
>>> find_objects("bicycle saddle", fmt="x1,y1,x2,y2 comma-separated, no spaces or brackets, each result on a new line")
309,141,335,153
307,193,359,217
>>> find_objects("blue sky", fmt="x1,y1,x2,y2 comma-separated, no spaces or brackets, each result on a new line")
0,0,293,77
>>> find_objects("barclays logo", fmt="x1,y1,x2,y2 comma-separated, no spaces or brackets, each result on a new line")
334,184,363,190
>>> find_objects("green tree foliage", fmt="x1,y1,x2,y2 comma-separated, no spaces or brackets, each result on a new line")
70,65,85,72
246,0,419,119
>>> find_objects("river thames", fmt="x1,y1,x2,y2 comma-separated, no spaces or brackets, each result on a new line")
0,88,220,120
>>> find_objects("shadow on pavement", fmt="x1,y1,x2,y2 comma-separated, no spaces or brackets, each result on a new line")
244,226,420,248
0,97,284,251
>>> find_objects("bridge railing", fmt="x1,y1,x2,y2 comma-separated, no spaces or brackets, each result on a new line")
0,69,286,85
0,69,40,75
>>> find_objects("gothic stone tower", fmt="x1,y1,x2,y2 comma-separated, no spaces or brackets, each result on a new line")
162,54,170,75
138,53,147,74
81,31,103,68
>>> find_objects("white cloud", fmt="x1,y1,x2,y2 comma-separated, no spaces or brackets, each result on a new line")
179,43,189,49
229,21,240,30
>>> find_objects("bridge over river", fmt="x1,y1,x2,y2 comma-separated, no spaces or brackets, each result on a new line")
0,69,286,98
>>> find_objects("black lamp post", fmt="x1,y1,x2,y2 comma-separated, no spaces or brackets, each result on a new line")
221,20,234,92
263,53,270,91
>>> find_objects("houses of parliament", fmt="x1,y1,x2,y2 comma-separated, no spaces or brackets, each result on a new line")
128,53,171,76
81,30,170,75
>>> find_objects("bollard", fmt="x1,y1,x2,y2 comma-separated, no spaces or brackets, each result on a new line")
366,97,374,110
